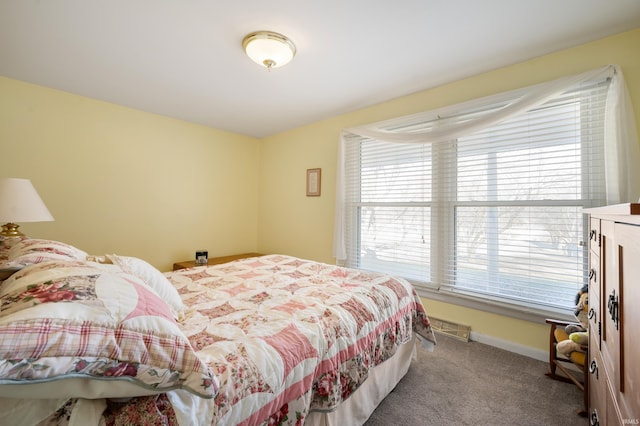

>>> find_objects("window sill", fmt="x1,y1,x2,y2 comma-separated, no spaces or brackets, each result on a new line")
412,282,574,324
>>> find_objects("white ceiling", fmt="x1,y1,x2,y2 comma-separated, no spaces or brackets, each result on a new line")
1,1,639,139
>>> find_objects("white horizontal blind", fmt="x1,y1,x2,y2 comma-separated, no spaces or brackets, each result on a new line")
342,79,609,311
344,136,433,280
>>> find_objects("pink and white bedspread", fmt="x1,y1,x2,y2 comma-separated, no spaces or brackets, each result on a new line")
166,254,436,425
0,247,435,426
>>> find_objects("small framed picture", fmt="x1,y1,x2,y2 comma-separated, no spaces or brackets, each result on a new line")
306,168,321,197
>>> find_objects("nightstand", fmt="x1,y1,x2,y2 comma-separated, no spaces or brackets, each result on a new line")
172,253,264,271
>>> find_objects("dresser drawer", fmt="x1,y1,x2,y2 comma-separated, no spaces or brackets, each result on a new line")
588,343,607,426
588,249,600,298
589,217,600,254
600,219,620,398
588,292,601,351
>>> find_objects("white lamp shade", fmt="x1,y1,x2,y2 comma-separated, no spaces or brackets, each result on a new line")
243,31,296,69
0,178,54,223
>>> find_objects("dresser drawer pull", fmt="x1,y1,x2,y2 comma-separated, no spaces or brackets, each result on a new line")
590,409,599,426
608,289,619,330
589,359,598,379
589,269,596,282
589,229,597,241
588,308,596,320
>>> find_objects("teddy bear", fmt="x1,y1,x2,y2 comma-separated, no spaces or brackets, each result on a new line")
556,285,589,356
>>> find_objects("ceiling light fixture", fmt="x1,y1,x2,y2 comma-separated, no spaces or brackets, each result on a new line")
242,31,296,71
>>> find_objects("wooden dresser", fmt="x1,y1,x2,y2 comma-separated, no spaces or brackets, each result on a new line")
585,204,640,425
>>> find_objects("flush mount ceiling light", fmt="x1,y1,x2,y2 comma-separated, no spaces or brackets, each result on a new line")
242,31,296,71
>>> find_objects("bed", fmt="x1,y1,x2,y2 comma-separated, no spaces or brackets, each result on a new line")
0,238,436,425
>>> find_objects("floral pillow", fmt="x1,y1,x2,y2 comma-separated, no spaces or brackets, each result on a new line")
6,238,87,267
0,260,216,399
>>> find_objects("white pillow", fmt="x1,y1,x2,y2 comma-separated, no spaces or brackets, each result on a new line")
105,254,185,318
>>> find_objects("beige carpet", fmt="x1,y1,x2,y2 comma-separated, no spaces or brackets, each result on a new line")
364,334,587,426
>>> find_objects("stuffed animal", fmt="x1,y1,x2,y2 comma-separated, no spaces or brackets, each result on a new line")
572,284,589,330
557,330,588,355
556,285,589,356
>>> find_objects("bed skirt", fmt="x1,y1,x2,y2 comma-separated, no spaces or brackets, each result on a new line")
305,336,417,426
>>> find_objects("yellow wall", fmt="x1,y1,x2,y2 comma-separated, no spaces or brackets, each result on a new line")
421,298,550,354
259,28,640,353
1,28,639,355
0,78,261,271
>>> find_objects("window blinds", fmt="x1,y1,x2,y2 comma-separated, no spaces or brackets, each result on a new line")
450,84,608,309
337,67,629,311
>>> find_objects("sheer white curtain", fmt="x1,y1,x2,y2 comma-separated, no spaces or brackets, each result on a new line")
605,68,640,205
333,65,640,260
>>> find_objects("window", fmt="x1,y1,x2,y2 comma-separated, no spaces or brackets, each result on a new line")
337,70,621,315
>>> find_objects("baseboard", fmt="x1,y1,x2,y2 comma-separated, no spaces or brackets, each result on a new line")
469,331,548,362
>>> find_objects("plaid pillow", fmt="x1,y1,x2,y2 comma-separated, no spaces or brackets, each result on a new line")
6,238,87,266
0,260,216,399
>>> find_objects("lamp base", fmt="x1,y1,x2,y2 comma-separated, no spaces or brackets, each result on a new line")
0,223,25,238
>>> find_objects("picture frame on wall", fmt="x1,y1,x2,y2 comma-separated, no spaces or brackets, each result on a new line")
306,168,321,196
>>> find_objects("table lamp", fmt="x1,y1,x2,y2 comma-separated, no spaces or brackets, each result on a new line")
0,178,54,238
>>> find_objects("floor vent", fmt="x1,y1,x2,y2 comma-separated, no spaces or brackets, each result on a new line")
430,317,471,342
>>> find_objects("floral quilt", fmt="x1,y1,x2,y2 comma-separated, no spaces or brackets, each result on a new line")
13,254,435,426
164,254,436,425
